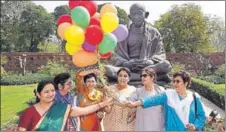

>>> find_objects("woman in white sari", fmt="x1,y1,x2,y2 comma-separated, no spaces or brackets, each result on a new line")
127,67,165,131
103,67,136,131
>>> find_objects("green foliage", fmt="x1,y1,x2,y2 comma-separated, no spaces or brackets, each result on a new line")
0,73,51,85
192,78,225,96
198,75,224,84
38,42,60,53
154,3,216,53
51,5,70,22
215,65,225,77
170,63,185,73
39,60,70,77
1,1,55,52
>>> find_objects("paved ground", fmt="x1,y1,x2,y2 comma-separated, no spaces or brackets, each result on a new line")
188,89,225,118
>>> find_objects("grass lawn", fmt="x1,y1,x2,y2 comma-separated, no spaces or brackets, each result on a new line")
1,84,37,127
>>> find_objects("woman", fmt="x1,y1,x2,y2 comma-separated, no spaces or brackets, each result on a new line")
125,70,206,131
103,67,136,131
53,72,80,131
77,73,106,131
17,80,112,131
127,67,165,131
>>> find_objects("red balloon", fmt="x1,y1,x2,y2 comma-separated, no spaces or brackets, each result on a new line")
100,52,112,59
89,17,100,27
68,1,81,10
85,25,103,46
80,1,97,17
57,15,72,25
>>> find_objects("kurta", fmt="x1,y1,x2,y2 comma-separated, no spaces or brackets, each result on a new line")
103,85,136,131
141,89,206,131
128,84,165,131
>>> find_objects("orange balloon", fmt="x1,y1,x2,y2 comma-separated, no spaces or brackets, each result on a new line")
100,4,117,17
57,22,72,40
93,12,100,19
72,50,98,68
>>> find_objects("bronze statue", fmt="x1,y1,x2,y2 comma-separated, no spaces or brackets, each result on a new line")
106,3,172,84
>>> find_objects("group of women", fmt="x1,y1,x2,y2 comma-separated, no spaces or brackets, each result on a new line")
14,67,206,131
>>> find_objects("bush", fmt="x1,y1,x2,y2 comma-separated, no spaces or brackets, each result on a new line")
0,73,51,85
190,78,225,110
170,62,185,73
39,60,70,77
215,65,225,78
198,75,224,84
38,42,60,53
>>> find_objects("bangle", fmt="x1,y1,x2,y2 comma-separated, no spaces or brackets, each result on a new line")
97,103,102,109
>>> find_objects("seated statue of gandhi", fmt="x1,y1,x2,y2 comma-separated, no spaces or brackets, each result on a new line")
105,3,172,85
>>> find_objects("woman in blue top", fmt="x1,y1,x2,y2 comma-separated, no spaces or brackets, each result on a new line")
125,70,206,131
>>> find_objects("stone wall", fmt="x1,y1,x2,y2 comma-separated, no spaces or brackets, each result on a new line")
2,52,225,73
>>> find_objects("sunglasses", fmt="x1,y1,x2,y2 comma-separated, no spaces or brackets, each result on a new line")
140,74,153,78
172,79,181,84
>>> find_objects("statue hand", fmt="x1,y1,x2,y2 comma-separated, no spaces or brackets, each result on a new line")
123,60,135,69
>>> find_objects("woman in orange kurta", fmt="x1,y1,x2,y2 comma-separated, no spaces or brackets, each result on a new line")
76,72,103,131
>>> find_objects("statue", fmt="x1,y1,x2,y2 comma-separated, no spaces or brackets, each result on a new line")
105,3,172,85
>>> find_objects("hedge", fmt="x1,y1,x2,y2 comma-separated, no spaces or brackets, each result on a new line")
189,78,225,110
0,73,52,85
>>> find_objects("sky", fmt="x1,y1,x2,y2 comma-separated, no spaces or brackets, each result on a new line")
33,1,225,24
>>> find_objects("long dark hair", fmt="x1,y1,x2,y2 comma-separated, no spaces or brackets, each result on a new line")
34,80,54,103
53,73,71,90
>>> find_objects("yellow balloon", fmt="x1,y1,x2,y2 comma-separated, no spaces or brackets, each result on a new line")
101,12,119,33
64,25,85,45
65,42,82,55
100,4,117,17
57,22,72,40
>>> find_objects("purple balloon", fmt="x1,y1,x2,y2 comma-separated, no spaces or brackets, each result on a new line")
82,41,96,52
112,24,128,42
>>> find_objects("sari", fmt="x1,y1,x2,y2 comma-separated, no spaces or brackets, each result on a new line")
77,90,102,131
18,103,71,131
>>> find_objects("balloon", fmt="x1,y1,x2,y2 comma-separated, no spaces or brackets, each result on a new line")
93,12,100,19
65,42,82,55
98,33,117,54
112,24,129,42
100,4,117,17
71,6,90,28
85,25,103,45
57,22,72,40
64,25,85,45
57,15,72,25
68,0,81,10
101,12,119,33
82,41,96,52
80,1,97,17
72,50,98,68
89,17,100,27
100,52,112,59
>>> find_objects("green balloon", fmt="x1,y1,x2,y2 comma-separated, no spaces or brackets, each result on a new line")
98,33,117,54
71,6,90,28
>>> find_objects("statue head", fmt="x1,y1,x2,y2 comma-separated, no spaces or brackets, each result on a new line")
128,3,149,27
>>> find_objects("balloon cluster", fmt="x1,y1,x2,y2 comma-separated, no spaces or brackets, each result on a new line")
57,1,128,68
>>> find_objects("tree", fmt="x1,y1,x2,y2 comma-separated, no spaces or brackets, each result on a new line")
154,3,216,53
97,3,129,25
1,1,31,52
51,5,70,53
18,3,55,52
206,15,225,52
